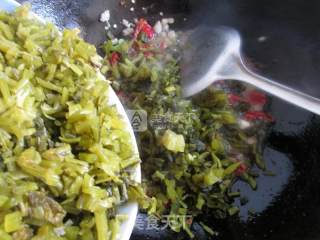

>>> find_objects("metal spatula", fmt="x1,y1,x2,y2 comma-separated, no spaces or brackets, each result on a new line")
181,26,320,115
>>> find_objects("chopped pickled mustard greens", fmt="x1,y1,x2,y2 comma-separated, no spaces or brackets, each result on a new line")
4,211,23,233
103,18,271,237
160,129,185,153
0,4,140,240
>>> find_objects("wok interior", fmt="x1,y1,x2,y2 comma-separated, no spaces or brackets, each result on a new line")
23,0,320,239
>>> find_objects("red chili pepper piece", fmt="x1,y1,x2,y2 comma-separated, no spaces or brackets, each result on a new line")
228,94,247,105
246,90,267,105
235,162,248,176
109,52,120,66
133,18,155,40
244,111,274,122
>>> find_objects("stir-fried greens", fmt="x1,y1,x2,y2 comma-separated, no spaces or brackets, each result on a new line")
0,5,140,240
103,18,272,237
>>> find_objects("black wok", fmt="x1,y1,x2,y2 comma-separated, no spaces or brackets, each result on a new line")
18,0,320,239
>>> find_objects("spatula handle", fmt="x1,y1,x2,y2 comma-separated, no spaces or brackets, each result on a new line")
238,63,320,115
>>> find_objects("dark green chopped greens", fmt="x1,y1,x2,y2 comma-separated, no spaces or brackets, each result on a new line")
0,5,140,240
102,19,271,237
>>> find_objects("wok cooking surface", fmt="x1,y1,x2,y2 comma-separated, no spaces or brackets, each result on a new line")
18,0,320,239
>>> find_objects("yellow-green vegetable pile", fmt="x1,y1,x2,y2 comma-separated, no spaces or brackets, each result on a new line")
0,5,140,240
